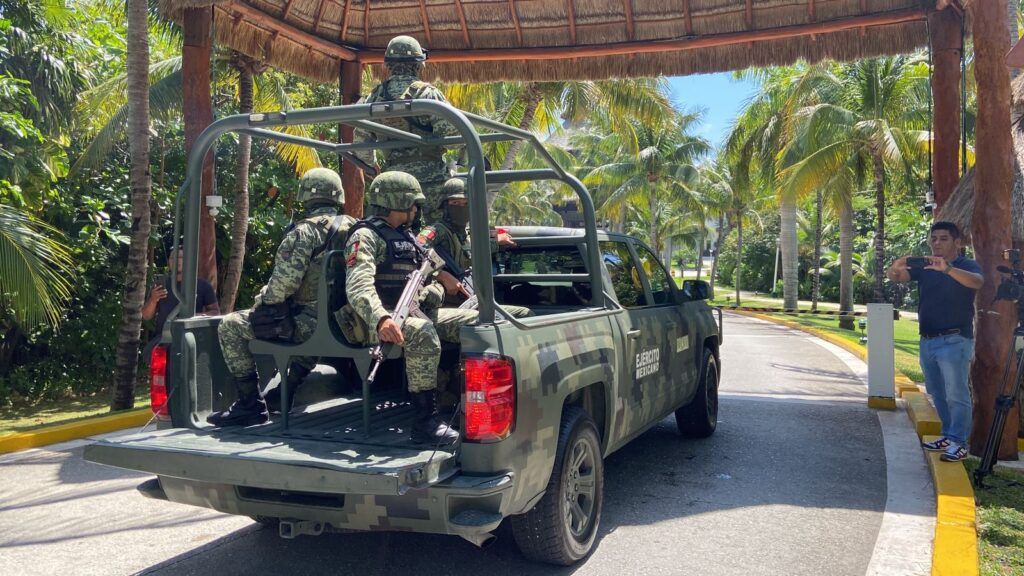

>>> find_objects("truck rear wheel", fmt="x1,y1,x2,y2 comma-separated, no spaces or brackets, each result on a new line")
511,406,604,565
675,347,718,438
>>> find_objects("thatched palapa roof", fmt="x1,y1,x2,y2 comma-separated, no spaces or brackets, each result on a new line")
160,0,929,84
941,74,1024,243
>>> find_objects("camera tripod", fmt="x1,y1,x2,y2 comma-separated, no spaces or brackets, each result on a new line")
972,313,1024,488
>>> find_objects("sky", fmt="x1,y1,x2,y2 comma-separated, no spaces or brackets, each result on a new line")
666,72,760,151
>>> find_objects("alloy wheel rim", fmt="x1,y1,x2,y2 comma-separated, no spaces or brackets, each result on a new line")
563,436,597,539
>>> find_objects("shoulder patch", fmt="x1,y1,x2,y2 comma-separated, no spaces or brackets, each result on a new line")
417,228,436,245
345,241,360,267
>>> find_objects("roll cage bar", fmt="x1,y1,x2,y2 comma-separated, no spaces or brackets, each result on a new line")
170,100,608,326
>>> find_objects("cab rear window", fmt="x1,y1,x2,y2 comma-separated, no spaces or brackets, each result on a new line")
494,247,592,308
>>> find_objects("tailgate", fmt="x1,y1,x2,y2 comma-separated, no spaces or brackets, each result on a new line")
84,428,456,496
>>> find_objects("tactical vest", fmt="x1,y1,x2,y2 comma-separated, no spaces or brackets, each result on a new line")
351,216,421,309
364,77,442,165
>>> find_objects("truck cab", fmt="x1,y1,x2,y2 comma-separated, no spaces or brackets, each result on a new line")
85,101,721,565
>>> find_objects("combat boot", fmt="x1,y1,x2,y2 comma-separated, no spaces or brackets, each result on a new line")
264,363,312,414
410,390,460,444
207,375,268,427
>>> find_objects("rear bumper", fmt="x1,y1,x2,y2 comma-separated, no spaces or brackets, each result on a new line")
155,471,514,537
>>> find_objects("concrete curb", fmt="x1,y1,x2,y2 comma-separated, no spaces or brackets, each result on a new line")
0,408,150,455
729,310,979,576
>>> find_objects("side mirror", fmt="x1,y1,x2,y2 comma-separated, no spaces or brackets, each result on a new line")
681,279,711,301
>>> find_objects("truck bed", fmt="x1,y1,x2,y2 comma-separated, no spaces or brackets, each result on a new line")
84,392,458,496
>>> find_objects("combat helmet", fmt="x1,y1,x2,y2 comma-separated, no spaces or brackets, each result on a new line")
384,35,427,63
367,171,426,211
437,177,467,208
297,168,344,205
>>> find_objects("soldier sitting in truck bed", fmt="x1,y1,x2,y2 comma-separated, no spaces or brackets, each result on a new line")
208,168,355,427
338,171,475,443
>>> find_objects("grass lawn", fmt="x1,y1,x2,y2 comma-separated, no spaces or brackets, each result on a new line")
0,387,149,437
964,460,1024,576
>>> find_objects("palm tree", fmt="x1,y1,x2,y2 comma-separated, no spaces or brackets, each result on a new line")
110,0,151,411
444,78,674,208
582,113,708,250
219,52,266,313
704,162,770,306
490,181,561,226
779,58,928,303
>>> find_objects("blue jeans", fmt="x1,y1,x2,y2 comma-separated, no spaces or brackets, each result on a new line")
919,334,975,445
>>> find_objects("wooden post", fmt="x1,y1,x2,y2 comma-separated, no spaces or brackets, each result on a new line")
182,8,218,289
928,8,962,214
967,0,1018,459
340,60,364,218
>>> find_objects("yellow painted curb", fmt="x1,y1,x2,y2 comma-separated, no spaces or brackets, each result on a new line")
867,396,897,410
921,435,979,576
0,408,150,454
1019,438,1024,453
904,392,943,439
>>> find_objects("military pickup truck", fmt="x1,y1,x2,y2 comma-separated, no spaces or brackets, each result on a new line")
85,101,721,566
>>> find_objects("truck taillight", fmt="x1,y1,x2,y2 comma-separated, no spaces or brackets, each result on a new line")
463,355,515,442
150,344,170,420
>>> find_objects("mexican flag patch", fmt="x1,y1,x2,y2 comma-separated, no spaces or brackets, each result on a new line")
417,228,436,244
345,241,360,267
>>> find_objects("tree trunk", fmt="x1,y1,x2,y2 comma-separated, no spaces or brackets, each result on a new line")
812,190,823,311
219,55,254,313
780,192,798,310
695,233,704,280
183,8,218,290
928,8,963,214
871,147,886,303
648,192,658,251
710,215,725,297
735,218,743,307
968,0,1018,458
111,0,152,411
340,61,364,218
838,194,855,330
488,83,542,209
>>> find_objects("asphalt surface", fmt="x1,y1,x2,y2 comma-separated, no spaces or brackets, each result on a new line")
0,314,912,575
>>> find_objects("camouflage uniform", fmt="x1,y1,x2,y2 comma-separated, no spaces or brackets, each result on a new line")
342,172,477,395
417,178,532,317
210,169,352,427
354,36,456,224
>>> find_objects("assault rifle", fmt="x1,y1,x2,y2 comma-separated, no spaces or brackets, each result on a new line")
365,248,447,386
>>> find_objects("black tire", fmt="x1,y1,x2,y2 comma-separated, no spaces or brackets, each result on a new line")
511,406,604,566
675,347,719,438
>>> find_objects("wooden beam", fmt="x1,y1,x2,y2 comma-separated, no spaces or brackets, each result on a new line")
281,0,297,20
807,0,815,22
453,0,471,47
313,0,328,32
745,0,753,29
567,0,577,44
358,8,926,63
509,0,523,46
683,0,692,35
340,60,364,219
225,2,357,59
182,7,218,289
364,0,370,44
418,0,432,44
929,8,962,213
622,0,634,40
340,0,352,41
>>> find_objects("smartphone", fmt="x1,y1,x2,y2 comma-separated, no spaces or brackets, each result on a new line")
906,257,929,269
153,273,168,289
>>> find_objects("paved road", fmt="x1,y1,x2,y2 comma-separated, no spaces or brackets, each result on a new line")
0,314,931,575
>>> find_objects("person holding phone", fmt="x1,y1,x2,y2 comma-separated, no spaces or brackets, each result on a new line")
887,221,983,462
142,248,220,336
